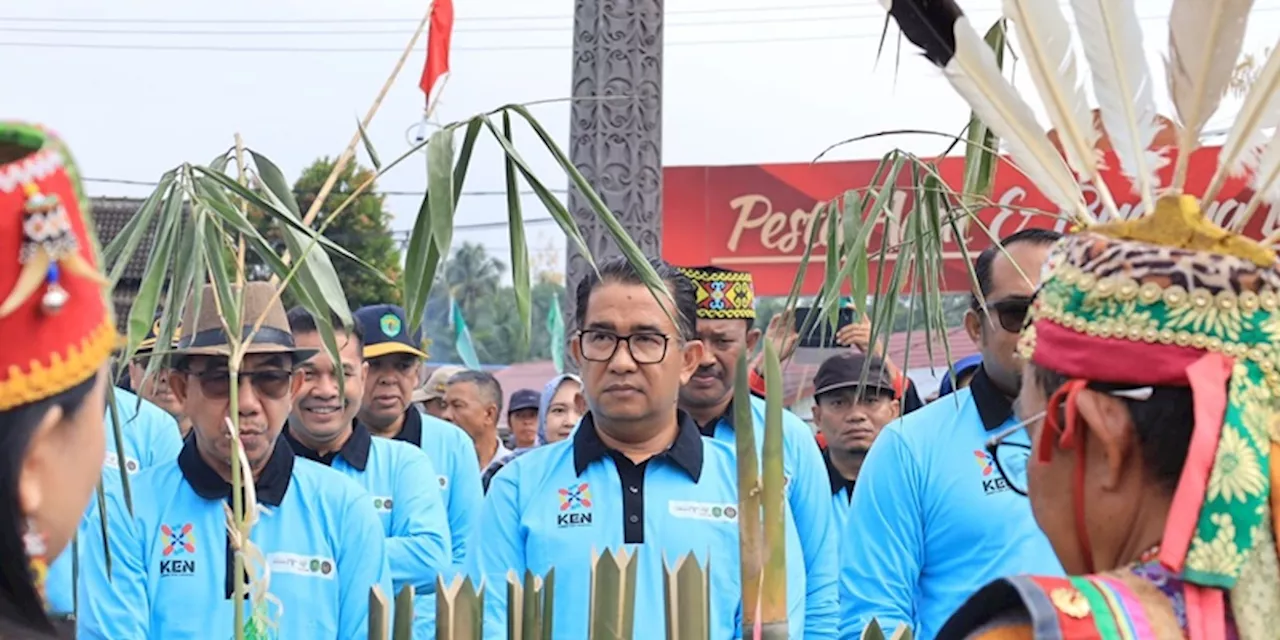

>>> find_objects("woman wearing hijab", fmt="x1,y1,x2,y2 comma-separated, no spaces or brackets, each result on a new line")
0,122,115,637
481,374,583,492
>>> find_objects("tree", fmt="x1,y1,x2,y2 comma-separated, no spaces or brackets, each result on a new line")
256,157,403,309
445,242,504,317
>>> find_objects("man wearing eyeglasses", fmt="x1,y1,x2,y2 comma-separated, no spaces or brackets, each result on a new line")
354,303,482,589
467,256,749,638
838,229,1063,640
78,283,391,639
675,265,838,639
285,307,451,640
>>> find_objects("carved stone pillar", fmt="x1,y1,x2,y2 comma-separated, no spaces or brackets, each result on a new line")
563,0,664,345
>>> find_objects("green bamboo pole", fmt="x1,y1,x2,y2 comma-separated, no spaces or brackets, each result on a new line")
540,568,555,640
663,552,710,640
589,548,637,640
436,576,484,640
228,364,246,637
732,352,763,637
392,585,416,639
369,585,390,640
760,343,788,639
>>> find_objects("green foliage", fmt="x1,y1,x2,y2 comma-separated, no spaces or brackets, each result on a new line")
292,158,404,308
424,242,567,365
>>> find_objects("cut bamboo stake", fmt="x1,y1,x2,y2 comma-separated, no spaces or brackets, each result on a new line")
233,133,248,283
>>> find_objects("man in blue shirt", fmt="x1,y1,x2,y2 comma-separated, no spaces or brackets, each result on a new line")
124,317,192,436
285,307,451,639
675,265,838,639
810,352,900,532
354,303,482,579
468,256,747,639
77,283,391,639
839,229,1064,640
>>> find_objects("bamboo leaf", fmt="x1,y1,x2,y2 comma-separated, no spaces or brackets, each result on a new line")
126,182,183,357
94,480,110,578
246,150,302,217
105,386,132,516
426,128,456,267
102,172,175,286
356,118,383,171
452,118,483,203
732,351,762,636
962,20,1007,205
502,112,533,348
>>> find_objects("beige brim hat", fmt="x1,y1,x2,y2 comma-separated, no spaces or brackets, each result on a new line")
170,282,317,364
412,365,466,403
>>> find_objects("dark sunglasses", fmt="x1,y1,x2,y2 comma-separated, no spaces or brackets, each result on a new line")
986,297,1033,333
184,368,295,400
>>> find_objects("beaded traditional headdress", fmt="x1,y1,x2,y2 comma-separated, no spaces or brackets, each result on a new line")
676,266,757,320
0,122,113,411
885,0,1280,637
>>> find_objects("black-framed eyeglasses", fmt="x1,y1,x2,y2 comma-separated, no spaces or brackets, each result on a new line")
577,330,671,364
986,296,1033,333
984,410,1045,496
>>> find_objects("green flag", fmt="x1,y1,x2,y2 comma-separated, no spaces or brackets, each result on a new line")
547,297,566,374
450,298,481,369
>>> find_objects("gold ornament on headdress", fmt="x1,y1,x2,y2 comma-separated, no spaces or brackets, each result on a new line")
0,182,106,317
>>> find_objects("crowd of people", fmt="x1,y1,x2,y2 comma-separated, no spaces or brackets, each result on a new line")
4,28,1279,637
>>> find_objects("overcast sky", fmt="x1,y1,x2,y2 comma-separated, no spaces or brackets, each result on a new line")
6,0,1278,278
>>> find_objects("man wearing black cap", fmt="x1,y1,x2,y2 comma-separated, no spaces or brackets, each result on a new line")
505,388,540,449
811,352,900,530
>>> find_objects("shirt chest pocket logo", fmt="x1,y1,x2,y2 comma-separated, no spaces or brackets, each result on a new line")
158,523,197,577
556,482,594,528
669,501,738,523
268,553,336,580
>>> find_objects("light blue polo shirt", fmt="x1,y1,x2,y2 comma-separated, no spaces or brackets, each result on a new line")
467,412,745,639
699,395,839,639
838,369,1062,640
388,408,482,572
76,435,392,639
46,388,182,615
287,423,451,640
823,449,856,534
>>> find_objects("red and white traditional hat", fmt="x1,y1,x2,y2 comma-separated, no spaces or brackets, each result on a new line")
0,122,114,411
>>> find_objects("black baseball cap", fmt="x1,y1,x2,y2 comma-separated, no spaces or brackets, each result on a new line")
508,389,540,414
813,352,897,399
354,304,427,360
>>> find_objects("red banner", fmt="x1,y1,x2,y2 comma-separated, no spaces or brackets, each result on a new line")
662,147,1274,295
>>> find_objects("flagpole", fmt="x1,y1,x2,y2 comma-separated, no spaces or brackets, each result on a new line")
298,2,436,228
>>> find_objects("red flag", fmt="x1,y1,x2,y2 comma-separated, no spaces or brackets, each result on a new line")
419,0,455,106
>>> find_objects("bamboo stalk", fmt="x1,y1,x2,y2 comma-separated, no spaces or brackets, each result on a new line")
233,133,247,283
589,548,637,640
732,352,763,637
369,585,391,640
436,575,484,640
297,3,436,228
228,366,246,638
393,585,416,640
663,552,710,640
760,343,788,639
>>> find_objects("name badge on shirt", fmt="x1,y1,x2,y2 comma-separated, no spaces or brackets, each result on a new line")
372,496,394,512
669,501,738,523
268,553,336,580
104,450,140,473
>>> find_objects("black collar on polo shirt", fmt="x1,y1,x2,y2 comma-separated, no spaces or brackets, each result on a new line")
389,407,424,447
695,398,737,437
573,410,705,481
823,447,857,499
968,366,1014,432
285,421,372,471
178,431,295,506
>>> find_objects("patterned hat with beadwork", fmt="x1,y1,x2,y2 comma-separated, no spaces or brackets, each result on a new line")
1020,195,1280,632
676,266,756,320
0,123,114,411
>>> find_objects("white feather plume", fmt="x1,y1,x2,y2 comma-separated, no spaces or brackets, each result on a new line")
1253,134,1280,206
1069,0,1160,210
1002,0,1097,176
941,16,1089,222
1167,0,1253,168
1220,43,1280,178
